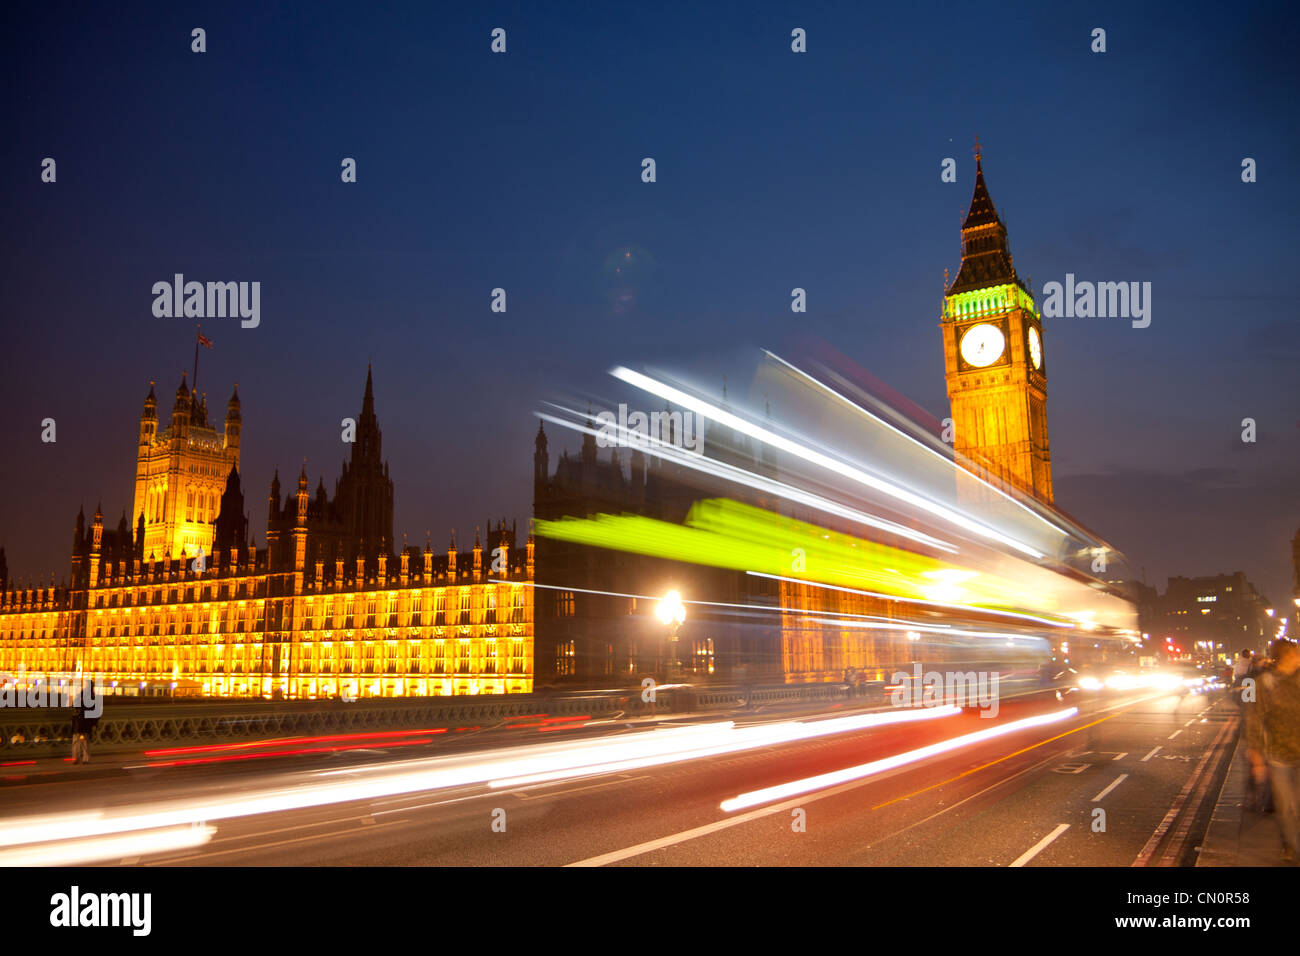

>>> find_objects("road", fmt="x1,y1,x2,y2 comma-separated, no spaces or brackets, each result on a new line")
0,687,1235,867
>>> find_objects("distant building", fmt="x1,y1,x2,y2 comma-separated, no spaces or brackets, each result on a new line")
531,412,781,687
1107,578,1160,641
1292,526,1300,603
1159,572,1271,663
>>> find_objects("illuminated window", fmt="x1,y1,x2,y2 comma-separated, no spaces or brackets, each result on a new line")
556,640,576,676
694,638,715,675
558,592,575,617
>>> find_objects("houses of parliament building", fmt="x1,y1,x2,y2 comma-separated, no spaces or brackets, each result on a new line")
0,369,534,699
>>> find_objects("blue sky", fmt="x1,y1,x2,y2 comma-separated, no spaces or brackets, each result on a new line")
2,0,1297,605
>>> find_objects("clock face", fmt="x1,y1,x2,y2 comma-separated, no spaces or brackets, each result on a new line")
959,323,1006,368
1027,326,1043,369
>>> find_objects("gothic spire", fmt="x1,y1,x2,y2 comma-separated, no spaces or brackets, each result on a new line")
947,146,1027,296
962,152,999,228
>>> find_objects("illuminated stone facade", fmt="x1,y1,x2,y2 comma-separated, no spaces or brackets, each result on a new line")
940,153,1054,504
133,375,242,562
778,580,914,683
0,370,533,699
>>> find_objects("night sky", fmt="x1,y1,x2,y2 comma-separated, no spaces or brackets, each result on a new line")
2,2,1297,607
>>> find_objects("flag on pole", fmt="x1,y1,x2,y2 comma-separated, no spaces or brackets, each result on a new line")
197,331,213,349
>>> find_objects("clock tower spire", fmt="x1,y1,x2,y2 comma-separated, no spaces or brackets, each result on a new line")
941,147,1053,504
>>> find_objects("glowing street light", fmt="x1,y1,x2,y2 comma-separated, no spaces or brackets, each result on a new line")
656,590,686,679
656,590,686,627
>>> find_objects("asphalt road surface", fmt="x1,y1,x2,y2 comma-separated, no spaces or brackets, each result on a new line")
0,688,1235,867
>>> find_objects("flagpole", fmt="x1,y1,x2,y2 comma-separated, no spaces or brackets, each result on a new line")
193,323,201,398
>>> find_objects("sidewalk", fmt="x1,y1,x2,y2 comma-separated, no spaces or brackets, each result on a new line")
1197,733,1290,867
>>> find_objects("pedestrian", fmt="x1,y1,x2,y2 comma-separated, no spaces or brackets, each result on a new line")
70,688,99,764
1242,671,1271,813
1233,649,1253,687
70,704,88,764
1258,640,1300,862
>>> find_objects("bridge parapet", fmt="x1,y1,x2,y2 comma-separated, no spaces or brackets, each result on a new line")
0,682,863,757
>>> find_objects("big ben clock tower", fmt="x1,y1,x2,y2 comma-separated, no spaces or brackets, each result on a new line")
941,145,1053,504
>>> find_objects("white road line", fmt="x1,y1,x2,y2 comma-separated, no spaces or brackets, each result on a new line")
1092,773,1129,802
566,757,927,866
867,748,1066,848
1009,824,1070,867
1112,752,1127,761
372,792,493,816
1142,746,1161,762
146,820,395,865
371,785,481,806
1168,729,1182,740
568,793,818,866
513,775,648,800
1184,719,1196,727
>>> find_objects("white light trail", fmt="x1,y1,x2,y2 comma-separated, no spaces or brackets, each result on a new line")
488,705,959,788
537,408,958,554
609,366,1044,559
0,824,215,867
0,707,958,857
719,706,1079,812
762,349,1079,542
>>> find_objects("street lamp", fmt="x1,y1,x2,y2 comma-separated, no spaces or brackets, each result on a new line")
655,590,686,680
